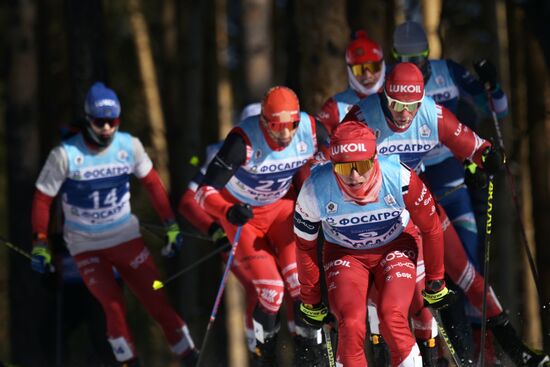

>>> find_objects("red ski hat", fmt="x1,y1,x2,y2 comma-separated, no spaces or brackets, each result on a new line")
261,86,300,123
385,62,425,102
330,121,377,163
345,30,384,64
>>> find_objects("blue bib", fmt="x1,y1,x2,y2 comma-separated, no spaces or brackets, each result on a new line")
310,155,410,250
226,113,315,206
356,94,440,171
61,132,135,233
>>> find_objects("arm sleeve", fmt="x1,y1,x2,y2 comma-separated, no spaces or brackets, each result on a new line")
178,187,216,235
201,131,247,189
294,179,323,304
31,189,55,236
132,137,154,178
139,169,175,223
447,60,509,119
317,97,341,135
35,146,68,196
437,105,491,166
195,131,248,219
403,168,445,282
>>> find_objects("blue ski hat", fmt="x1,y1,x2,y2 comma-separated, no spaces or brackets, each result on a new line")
393,21,429,56
84,82,121,119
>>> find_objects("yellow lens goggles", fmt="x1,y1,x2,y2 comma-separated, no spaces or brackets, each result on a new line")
333,159,374,176
386,94,423,113
350,62,382,76
392,48,429,63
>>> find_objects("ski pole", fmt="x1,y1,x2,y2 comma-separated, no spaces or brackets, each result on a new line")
478,176,495,367
322,323,336,367
195,226,243,367
152,242,231,290
0,236,55,272
432,309,463,367
480,81,542,304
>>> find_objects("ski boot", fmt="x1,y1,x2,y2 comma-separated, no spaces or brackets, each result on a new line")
251,335,278,367
489,312,550,366
418,338,438,367
371,334,390,367
293,334,328,367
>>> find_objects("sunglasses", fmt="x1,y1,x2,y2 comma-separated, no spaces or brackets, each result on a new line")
333,159,374,176
385,94,423,113
349,61,383,76
267,120,300,132
392,49,429,64
90,117,120,128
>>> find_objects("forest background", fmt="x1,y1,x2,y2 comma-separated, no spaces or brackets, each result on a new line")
1,0,550,366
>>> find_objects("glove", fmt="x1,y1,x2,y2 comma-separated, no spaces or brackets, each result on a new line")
481,146,504,175
473,59,498,91
208,223,231,252
31,236,52,274
422,280,457,310
299,302,329,328
464,161,488,190
161,222,184,257
226,203,253,226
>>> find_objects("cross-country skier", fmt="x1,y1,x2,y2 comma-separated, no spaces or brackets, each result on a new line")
294,120,453,366
344,63,550,367
317,30,385,135
30,82,199,367
194,86,330,366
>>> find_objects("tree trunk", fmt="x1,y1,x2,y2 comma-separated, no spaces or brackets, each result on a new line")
294,0,349,114
241,0,273,102
6,0,53,365
126,0,170,188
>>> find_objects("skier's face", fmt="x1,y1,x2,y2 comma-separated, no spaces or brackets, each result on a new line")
262,118,299,147
90,118,118,141
385,94,422,130
350,62,383,89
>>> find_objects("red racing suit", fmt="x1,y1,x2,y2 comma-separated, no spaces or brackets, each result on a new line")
32,132,196,362
194,113,329,343
294,155,444,367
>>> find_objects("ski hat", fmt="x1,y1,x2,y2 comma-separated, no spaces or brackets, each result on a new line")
330,121,377,163
261,86,300,123
385,62,425,102
239,102,262,122
84,82,121,119
345,30,384,64
393,21,429,56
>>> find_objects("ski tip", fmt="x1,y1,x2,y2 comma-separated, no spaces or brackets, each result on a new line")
152,280,164,290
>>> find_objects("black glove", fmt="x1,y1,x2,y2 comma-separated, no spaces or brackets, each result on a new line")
299,302,329,328
481,146,504,175
422,280,457,310
464,161,488,190
226,203,253,226
208,223,231,252
473,59,498,91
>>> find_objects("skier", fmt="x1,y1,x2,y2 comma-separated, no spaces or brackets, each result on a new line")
344,63,550,367
392,21,509,363
295,120,453,366
177,102,285,357
194,86,330,366
30,82,199,367
317,30,385,135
